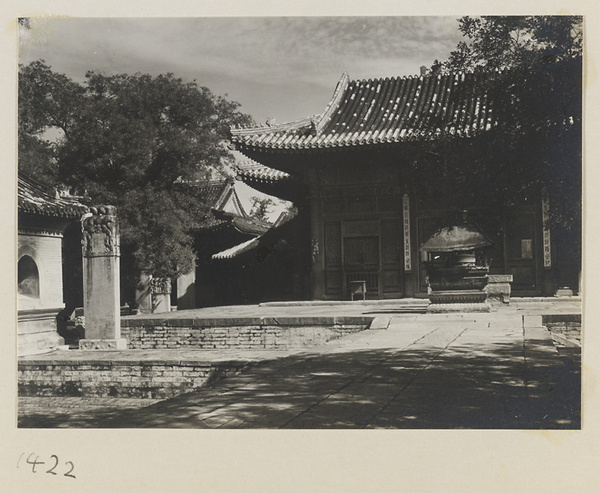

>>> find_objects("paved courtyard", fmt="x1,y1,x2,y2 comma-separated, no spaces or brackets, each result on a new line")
19,303,581,429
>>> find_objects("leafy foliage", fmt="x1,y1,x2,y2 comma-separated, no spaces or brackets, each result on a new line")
437,16,582,72
19,61,253,283
249,196,275,221
425,16,582,260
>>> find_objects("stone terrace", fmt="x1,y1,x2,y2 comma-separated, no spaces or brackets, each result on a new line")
18,297,581,428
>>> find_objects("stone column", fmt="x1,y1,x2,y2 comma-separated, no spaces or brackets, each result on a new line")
135,271,153,314
79,206,127,350
307,167,324,300
151,277,172,313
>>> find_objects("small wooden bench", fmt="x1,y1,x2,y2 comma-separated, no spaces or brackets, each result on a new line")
349,280,367,301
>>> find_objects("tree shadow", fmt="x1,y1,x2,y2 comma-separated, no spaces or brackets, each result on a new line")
25,336,578,429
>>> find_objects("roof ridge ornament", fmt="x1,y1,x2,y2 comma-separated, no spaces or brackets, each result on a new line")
313,73,350,136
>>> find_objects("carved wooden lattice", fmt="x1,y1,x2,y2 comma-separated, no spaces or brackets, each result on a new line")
322,198,345,215
324,222,341,266
382,270,400,288
381,219,400,263
347,196,377,214
378,193,402,212
343,220,379,237
344,237,379,265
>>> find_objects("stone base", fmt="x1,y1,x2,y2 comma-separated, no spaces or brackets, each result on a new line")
79,338,128,350
18,331,65,356
486,275,513,303
18,307,65,356
429,290,487,304
555,287,574,297
427,302,491,314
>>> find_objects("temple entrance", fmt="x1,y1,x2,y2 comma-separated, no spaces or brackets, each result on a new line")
504,212,538,294
321,218,403,300
343,236,380,297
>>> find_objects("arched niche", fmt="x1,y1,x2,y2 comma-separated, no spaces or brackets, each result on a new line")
18,255,40,298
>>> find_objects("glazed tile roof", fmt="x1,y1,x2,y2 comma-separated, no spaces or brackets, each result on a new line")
211,209,297,260
229,214,271,236
18,173,89,218
196,180,230,206
231,71,496,151
194,179,250,230
193,179,271,235
235,157,291,184
212,237,260,260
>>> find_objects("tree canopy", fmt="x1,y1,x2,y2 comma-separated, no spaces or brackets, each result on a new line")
432,16,582,73
19,61,253,285
423,16,582,258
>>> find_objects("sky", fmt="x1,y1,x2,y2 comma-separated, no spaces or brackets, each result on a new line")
19,16,465,125
18,16,466,221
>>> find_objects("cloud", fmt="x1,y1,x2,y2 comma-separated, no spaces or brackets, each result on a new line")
19,16,464,122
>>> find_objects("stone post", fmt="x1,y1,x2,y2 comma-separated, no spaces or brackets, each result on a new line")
79,206,127,350
135,271,153,314
151,277,172,313
177,259,196,310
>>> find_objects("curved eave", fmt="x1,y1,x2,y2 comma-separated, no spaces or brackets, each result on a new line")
18,202,89,219
232,126,492,155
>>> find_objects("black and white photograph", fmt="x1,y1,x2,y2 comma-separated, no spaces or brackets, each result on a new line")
4,4,597,492
16,14,583,429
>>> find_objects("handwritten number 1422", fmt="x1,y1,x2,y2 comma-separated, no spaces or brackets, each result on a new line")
17,452,76,479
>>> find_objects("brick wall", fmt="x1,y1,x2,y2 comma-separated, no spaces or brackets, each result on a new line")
542,314,581,331
120,317,371,350
18,360,249,399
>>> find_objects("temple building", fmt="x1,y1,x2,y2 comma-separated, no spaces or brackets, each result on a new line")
231,64,581,301
18,173,88,355
172,178,272,309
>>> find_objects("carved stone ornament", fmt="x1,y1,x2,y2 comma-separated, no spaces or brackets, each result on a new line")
81,205,119,256
79,338,128,350
312,239,320,263
150,277,172,295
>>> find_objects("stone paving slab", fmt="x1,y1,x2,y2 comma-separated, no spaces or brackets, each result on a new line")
120,297,580,321
18,302,581,429
19,347,305,364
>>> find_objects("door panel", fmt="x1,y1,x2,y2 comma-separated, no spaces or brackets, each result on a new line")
343,236,380,297
505,213,538,293
380,219,402,295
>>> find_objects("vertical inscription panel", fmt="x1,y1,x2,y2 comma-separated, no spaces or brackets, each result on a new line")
402,194,412,272
542,195,552,269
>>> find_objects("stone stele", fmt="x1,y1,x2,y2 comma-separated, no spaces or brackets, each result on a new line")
79,205,127,350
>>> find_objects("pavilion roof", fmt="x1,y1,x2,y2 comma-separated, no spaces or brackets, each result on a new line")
235,157,291,184
231,71,495,151
194,178,253,231
18,173,89,219
212,208,297,260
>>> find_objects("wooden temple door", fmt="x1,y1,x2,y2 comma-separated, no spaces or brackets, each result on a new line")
323,217,403,300
504,212,539,295
343,236,380,298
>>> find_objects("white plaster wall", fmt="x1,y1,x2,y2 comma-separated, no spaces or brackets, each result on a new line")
18,232,64,311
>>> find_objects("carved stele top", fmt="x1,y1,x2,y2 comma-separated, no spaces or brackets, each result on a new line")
82,205,119,256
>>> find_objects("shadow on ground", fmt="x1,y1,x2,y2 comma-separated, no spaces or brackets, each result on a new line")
19,336,580,429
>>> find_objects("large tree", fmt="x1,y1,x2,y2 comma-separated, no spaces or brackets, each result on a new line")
435,15,582,73
19,61,253,295
425,16,582,264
